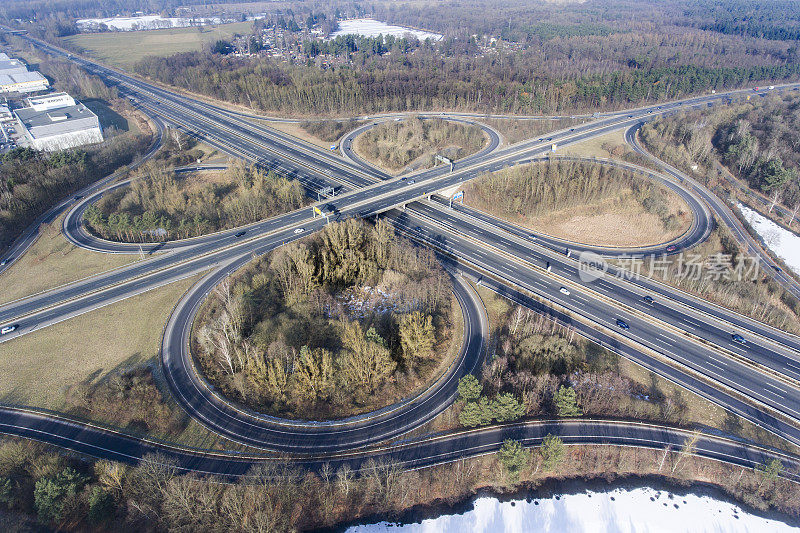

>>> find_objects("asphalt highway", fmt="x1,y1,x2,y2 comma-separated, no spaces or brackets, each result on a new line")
384,210,800,445
4,404,798,482
404,200,800,368
1,29,800,478
424,193,800,356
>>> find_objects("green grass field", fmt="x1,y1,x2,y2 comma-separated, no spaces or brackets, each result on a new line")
62,21,254,69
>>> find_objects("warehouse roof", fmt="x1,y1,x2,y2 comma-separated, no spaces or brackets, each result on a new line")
0,71,48,86
15,103,98,137
0,60,28,75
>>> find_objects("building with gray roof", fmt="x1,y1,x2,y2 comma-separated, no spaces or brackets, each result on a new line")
15,100,103,151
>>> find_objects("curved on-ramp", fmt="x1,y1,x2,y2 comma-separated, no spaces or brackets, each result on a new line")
338,115,502,177
425,154,714,258
161,261,488,452
626,123,800,300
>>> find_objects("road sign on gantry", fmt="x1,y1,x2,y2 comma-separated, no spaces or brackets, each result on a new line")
436,154,454,172
450,190,464,208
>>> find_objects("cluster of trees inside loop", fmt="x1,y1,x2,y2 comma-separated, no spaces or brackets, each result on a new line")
355,116,486,171
83,162,306,242
463,159,683,232
195,218,455,419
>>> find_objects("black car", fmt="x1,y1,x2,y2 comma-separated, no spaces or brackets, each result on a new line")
235,231,246,237
616,319,630,330
731,333,746,345
74,194,84,200
773,265,783,272
643,295,654,304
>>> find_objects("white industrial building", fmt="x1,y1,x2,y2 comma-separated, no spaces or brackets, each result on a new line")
0,54,50,93
25,92,77,111
14,94,103,151
0,71,50,93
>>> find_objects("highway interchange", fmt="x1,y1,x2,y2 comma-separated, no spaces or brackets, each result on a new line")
2,31,800,480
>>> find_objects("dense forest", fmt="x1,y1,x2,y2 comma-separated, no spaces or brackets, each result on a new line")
132,48,800,116
354,116,486,171
196,218,456,419
0,136,149,253
130,0,800,115
83,162,306,242
6,0,799,116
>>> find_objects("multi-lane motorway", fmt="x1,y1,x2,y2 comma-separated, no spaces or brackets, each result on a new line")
2,30,800,480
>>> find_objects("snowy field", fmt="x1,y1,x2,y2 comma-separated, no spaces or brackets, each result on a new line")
76,15,225,31
738,203,800,275
331,19,442,41
347,487,799,532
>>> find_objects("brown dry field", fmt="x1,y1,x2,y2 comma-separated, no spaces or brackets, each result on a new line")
473,187,692,247
257,120,337,150
0,273,257,451
0,276,199,410
561,129,628,158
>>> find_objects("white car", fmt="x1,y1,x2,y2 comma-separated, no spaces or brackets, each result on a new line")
559,287,570,296
294,228,304,234
0,324,18,335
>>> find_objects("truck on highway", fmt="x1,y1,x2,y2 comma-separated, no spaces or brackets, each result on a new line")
330,144,337,151
551,143,557,152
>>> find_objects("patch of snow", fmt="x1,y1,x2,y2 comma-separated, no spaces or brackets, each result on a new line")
347,487,799,532
336,286,406,319
331,19,442,41
738,203,800,275
76,15,225,31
